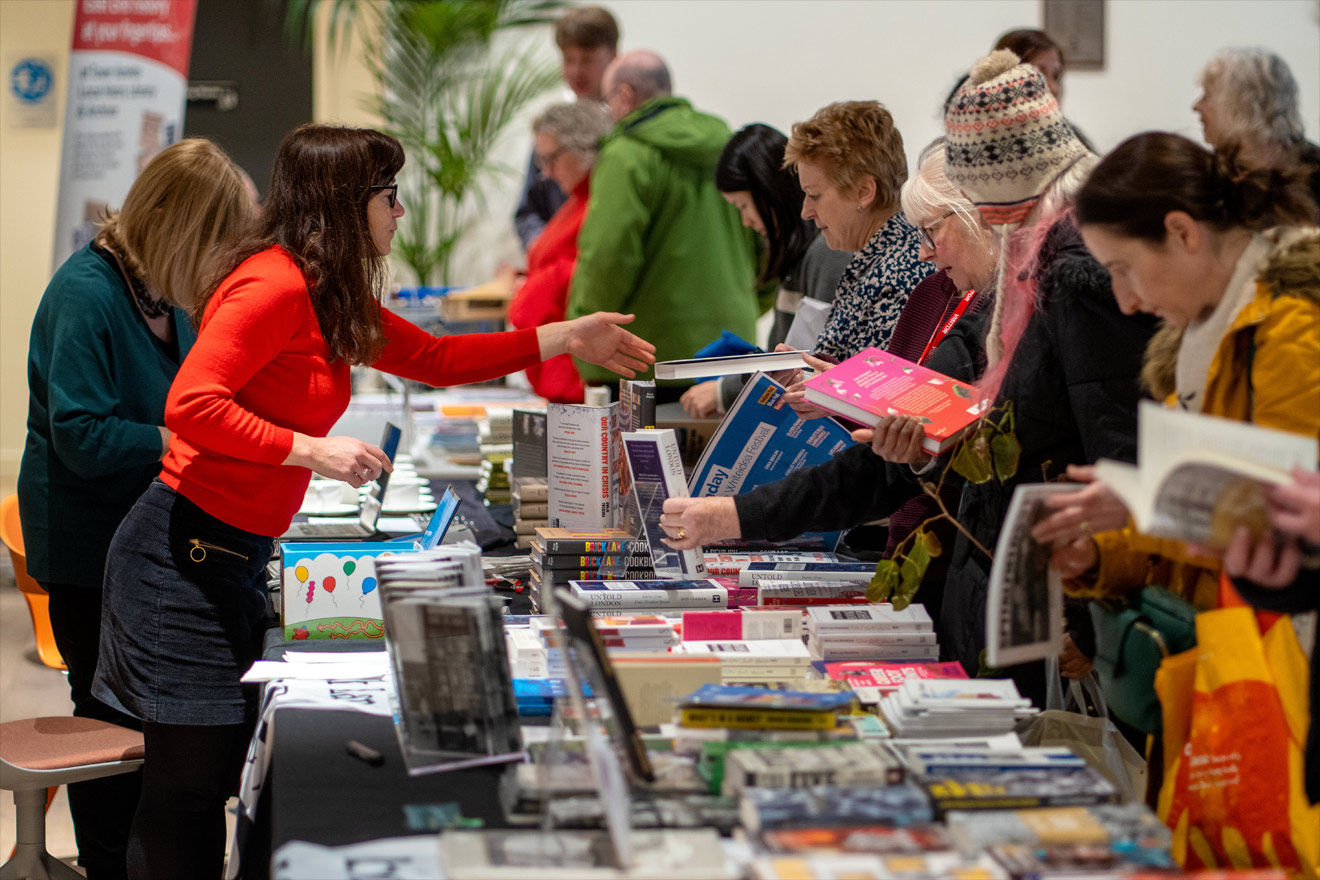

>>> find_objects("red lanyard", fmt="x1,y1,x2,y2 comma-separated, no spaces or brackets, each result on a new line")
919,288,977,365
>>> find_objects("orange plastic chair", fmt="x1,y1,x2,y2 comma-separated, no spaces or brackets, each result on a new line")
0,495,66,670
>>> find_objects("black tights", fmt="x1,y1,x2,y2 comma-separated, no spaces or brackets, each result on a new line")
127,721,251,880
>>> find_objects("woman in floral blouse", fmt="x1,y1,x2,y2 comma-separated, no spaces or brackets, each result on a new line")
784,100,938,361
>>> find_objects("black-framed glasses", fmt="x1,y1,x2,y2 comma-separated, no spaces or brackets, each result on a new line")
369,183,398,208
917,210,956,250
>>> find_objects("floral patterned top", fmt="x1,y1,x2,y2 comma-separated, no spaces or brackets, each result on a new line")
812,212,933,360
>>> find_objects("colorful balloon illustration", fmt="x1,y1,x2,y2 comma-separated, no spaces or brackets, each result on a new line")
295,565,309,582
362,576,378,595
305,581,315,604
343,560,356,575
323,575,336,593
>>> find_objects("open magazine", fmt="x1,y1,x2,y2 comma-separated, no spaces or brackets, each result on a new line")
985,483,1071,668
1094,402,1318,549
687,373,851,551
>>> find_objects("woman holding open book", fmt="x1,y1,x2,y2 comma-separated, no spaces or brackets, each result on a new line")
90,124,654,880
1033,133,1319,605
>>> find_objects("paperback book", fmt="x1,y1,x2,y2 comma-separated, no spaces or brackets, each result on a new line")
687,373,849,551
738,561,876,586
548,402,619,530
617,379,657,541
739,784,935,832
722,742,904,794
533,528,649,555
802,347,988,453
620,429,706,578
567,580,728,611
1094,401,1319,549
654,350,811,380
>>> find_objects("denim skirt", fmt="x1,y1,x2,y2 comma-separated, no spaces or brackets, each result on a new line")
93,480,274,726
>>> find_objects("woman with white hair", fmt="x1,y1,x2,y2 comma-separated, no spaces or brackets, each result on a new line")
506,100,614,402
1194,47,1320,207
656,137,996,621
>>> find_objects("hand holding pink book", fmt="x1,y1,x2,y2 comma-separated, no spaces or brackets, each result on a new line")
801,348,988,455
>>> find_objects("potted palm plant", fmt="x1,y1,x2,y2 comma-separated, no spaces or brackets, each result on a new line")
287,0,564,285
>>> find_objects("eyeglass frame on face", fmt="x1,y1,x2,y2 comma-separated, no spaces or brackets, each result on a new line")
917,210,957,251
368,183,398,209
534,146,567,173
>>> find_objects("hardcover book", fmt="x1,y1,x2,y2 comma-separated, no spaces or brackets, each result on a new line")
802,347,988,454
654,350,811,380
548,402,619,530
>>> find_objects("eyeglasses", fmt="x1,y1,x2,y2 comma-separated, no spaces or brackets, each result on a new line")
917,210,956,250
368,183,398,209
534,147,566,172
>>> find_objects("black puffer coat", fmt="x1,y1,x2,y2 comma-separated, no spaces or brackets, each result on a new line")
938,219,1158,703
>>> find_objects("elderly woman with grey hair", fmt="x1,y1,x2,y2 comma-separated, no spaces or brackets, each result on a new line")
1194,47,1320,207
505,100,613,401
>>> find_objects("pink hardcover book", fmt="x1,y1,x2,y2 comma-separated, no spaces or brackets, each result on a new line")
802,347,988,454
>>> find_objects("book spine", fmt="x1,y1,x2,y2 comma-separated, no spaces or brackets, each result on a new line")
679,707,837,730
760,596,870,606
572,589,728,610
539,539,650,554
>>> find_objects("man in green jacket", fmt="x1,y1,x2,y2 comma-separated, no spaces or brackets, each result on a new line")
568,49,759,392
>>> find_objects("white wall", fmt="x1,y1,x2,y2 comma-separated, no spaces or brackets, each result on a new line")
599,0,1319,164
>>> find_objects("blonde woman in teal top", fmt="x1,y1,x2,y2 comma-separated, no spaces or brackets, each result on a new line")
17,139,253,880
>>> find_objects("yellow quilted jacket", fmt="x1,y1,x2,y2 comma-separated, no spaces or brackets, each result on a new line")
1066,228,1320,609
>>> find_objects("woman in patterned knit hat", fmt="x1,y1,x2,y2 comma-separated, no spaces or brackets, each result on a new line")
903,50,1157,702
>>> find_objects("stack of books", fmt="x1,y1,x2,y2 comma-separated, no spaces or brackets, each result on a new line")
375,554,523,774
531,614,677,653
823,660,968,705
702,551,838,577
804,604,938,662
739,783,935,833
878,678,1037,738
674,639,813,684
676,684,856,733
754,580,870,606
945,803,1173,872
737,561,876,587
681,607,803,641
527,527,651,610
721,742,904,795
562,579,726,614
511,476,548,546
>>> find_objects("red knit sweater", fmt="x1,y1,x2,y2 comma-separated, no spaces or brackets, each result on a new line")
508,176,589,403
160,246,541,535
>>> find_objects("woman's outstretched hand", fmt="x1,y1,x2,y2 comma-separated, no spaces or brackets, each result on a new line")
540,312,656,378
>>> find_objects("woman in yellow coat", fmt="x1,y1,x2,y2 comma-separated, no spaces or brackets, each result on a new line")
1031,132,1319,605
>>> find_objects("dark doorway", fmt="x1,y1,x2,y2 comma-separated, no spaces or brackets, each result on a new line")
184,0,313,197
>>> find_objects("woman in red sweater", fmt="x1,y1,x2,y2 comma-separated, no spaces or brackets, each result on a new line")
508,100,613,402
91,124,653,879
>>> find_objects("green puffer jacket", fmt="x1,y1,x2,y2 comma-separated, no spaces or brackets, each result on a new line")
567,96,759,384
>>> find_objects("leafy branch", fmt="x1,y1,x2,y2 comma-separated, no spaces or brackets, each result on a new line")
868,402,1020,609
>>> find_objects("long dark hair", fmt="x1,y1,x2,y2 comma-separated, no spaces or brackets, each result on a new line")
201,124,405,365
1076,131,1316,240
715,124,818,285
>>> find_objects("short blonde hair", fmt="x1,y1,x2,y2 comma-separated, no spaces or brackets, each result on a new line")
900,137,981,240
96,138,254,310
784,101,907,215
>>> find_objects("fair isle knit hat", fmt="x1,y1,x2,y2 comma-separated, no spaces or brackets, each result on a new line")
944,49,1090,226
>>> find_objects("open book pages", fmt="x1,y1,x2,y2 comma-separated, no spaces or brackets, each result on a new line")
1095,402,1318,548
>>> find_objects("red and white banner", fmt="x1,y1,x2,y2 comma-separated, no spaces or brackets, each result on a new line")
52,0,197,268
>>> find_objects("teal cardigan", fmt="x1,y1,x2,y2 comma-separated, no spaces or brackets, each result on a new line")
18,243,195,587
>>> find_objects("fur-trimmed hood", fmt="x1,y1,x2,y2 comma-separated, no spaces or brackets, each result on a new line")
1143,227,1320,400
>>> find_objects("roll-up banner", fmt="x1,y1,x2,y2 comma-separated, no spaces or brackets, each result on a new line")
52,0,197,269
